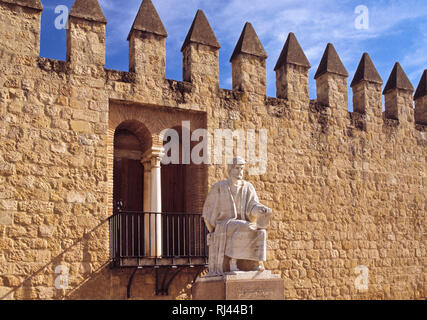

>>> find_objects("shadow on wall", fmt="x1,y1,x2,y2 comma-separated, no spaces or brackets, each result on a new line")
0,219,109,300
66,267,200,300
1,217,199,300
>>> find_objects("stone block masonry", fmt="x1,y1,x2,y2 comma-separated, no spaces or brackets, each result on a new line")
0,0,426,300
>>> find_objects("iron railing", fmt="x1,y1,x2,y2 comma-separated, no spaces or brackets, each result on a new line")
108,211,208,266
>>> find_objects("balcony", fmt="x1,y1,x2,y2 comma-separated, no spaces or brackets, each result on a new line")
109,211,208,267
108,211,209,296
109,211,209,267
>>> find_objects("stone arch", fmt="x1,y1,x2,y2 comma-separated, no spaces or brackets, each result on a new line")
107,119,152,216
115,120,153,153
108,102,209,212
113,120,152,211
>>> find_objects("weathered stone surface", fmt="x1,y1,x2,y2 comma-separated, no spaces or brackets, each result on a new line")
70,120,92,133
414,69,427,100
274,32,310,70
315,68,348,110
415,95,427,125
129,30,166,79
384,88,415,123
128,0,167,39
182,36,219,86
351,53,383,87
0,0,42,10
275,62,309,101
0,0,425,302
181,10,220,51
193,271,284,300
314,43,348,79
383,62,414,94
67,15,106,67
0,0,42,56
352,80,383,121
383,63,415,124
0,162,15,176
232,52,266,94
230,22,267,62
69,0,106,23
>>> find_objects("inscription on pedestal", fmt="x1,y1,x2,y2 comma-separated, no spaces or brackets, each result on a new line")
193,272,284,300
237,288,275,299
226,279,284,300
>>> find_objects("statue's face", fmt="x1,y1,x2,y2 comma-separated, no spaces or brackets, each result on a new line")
230,164,245,180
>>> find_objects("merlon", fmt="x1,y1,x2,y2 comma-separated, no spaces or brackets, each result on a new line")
181,10,220,51
314,43,348,79
274,32,310,70
350,52,383,87
69,0,107,23
414,69,427,100
230,22,267,62
128,0,168,40
383,62,414,94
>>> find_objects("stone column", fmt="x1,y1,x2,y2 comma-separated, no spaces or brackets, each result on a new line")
141,147,164,257
141,151,153,256
141,157,151,211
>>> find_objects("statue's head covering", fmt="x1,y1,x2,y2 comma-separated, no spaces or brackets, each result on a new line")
227,157,246,175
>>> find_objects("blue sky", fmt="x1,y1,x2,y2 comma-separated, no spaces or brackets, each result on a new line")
40,0,427,103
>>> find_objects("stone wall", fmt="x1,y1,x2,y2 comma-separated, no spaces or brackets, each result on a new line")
0,0,425,300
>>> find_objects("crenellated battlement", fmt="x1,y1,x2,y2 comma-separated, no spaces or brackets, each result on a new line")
0,0,425,132
0,0,426,301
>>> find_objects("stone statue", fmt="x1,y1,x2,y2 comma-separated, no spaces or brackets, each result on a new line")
202,157,272,275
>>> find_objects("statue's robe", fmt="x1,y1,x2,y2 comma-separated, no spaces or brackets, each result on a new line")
202,179,266,274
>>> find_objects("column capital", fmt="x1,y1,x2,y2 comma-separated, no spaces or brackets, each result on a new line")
141,147,165,169
140,153,151,170
140,161,151,172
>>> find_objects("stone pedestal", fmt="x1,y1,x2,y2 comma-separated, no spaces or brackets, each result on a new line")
192,271,284,300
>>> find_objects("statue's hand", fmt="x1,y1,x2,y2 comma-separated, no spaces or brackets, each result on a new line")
257,205,272,215
249,205,272,222
255,205,272,229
